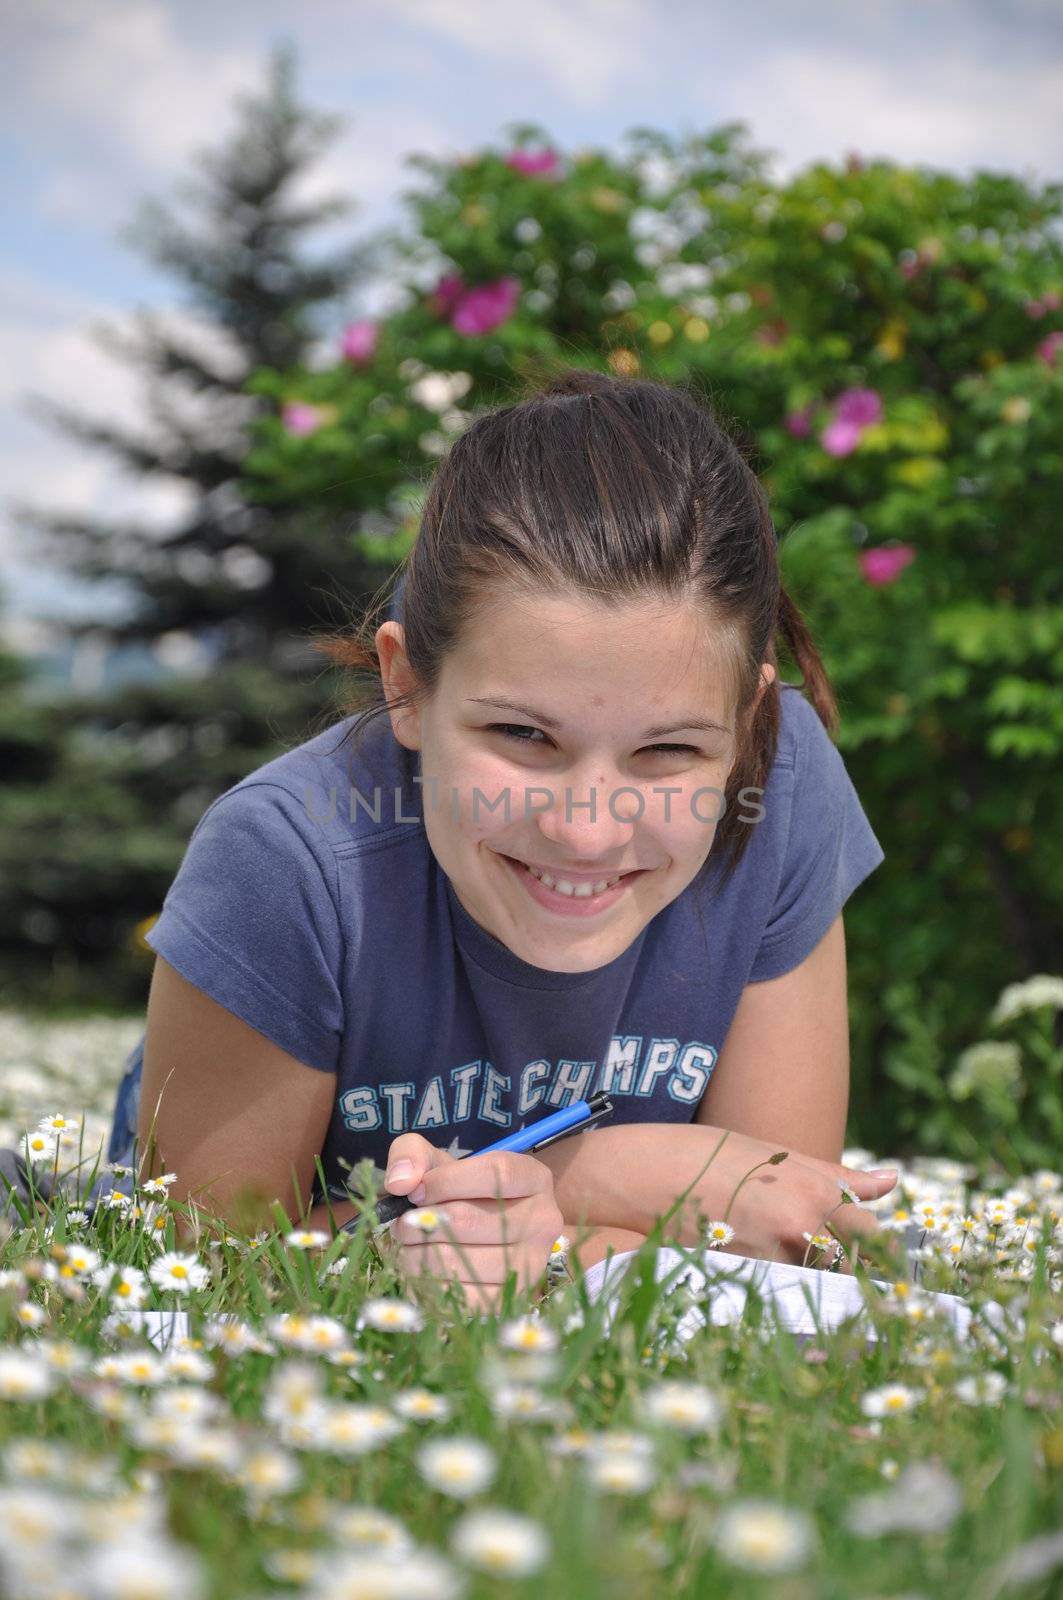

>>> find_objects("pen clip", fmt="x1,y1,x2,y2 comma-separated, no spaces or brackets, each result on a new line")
531,1099,613,1151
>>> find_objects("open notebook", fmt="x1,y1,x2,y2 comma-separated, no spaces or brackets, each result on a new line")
578,1243,1008,1346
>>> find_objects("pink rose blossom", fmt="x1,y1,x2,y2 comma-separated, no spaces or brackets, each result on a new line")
785,405,815,438
281,402,323,437
505,149,560,177
859,544,916,586
1036,330,1063,367
821,418,864,457
835,387,884,428
450,276,522,336
340,319,378,364
430,273,467,316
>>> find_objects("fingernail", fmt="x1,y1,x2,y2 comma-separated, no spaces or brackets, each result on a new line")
386,1160,415,1188
870,1169,898,1183
409,1183,427,1204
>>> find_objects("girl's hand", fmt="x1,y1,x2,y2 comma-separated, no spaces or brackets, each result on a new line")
380,1134,565,1313
680,1129,902,1275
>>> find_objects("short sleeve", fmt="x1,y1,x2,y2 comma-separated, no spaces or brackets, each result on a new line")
144,781,345,1072
749,696,884,982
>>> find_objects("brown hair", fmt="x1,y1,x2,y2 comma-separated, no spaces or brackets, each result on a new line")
312,365,837,888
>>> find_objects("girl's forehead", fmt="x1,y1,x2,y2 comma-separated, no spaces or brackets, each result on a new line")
443,595,739,721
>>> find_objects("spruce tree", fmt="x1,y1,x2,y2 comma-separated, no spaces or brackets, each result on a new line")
5,42,388,1005
18,39,378,666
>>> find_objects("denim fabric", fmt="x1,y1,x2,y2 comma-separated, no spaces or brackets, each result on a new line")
77,1036,144,1215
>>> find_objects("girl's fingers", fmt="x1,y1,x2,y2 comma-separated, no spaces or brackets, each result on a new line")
393,1238,548,1285
392,1194,554,1248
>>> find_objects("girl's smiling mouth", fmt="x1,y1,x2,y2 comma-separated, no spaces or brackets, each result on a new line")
494,852,648,917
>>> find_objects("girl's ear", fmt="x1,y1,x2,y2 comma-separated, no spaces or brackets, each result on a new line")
754,661,777,709
376,622,422,749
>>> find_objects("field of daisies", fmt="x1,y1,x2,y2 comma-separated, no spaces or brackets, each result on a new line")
1,999,1062,1600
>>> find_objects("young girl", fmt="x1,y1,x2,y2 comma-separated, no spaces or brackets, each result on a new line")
92,368,901,1309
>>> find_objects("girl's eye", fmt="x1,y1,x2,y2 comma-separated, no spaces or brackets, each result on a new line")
489,724,699,757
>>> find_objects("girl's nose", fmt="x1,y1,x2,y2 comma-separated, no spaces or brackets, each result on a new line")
532,772,641,857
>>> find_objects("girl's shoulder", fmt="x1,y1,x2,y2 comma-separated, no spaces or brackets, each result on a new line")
189,709,423,860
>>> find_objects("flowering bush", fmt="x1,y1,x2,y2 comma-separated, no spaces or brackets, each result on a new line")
236,125,1062,1164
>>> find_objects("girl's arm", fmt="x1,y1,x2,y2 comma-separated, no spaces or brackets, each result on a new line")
138,957,338,1243
534,915,853,1238
690,912,850,1162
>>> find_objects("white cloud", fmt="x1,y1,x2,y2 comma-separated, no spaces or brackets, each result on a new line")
734,46,1063,180
0,270,213,606
13,0,261,223
357,0,646,102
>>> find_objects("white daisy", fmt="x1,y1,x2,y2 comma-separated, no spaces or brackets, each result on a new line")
140,1173,178,1195
35,1114,79,1137
81,1536,206,1600
162,1348,215,1383
860,1383,924,1417
415,1436,497,1498
450,1507,550,1576
327,1503,413,1555
358,1296,425,1333
234,1445,301,1497
714,1500,816,1572
704,1220,735,1247
20,1129,57,1164
93,1263,148,1308
497,1313,559,1353
285,1228,331,1249
317,1402,405,1456
393,1388,452,1423
306,1548,463,1599
113,1350,166,1387
61,1242,100,1275
639,1378,725,1434
15,1301,46,1330
584,1449,656,1494
0,1350,53,1401
954,1371,1009,1405
148,1251,209,1293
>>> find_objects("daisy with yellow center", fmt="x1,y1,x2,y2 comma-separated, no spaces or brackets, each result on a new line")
860,1383,924,1417
705,1220,736,1247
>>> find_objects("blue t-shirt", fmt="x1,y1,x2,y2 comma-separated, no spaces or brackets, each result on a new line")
107,682,884,1210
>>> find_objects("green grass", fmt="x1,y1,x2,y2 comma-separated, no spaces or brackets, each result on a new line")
1,1010,1061,1599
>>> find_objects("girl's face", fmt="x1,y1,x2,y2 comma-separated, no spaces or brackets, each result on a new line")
378,592,774,975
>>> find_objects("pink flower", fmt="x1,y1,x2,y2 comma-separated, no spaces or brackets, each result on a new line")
821,387,883,456
281,402,323,437
1036,330,1063,368
450,276,521,336
430,273,467,316
340,319,378,364
835,387,883,428
821,418,864,457
785,405,815,438
505,148,560,177
859,544,916,586
1025,293,1061,318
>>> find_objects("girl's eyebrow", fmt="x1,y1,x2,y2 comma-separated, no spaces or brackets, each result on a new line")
464,696,733,739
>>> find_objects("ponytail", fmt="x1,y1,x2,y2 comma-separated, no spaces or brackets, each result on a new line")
776,586,839,739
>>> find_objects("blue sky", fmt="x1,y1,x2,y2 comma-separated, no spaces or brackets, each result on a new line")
2,0,1061,645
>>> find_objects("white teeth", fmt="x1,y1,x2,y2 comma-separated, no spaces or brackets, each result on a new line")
522,863,621,896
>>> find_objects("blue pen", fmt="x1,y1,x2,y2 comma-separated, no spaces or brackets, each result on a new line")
363,1090,615,1232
